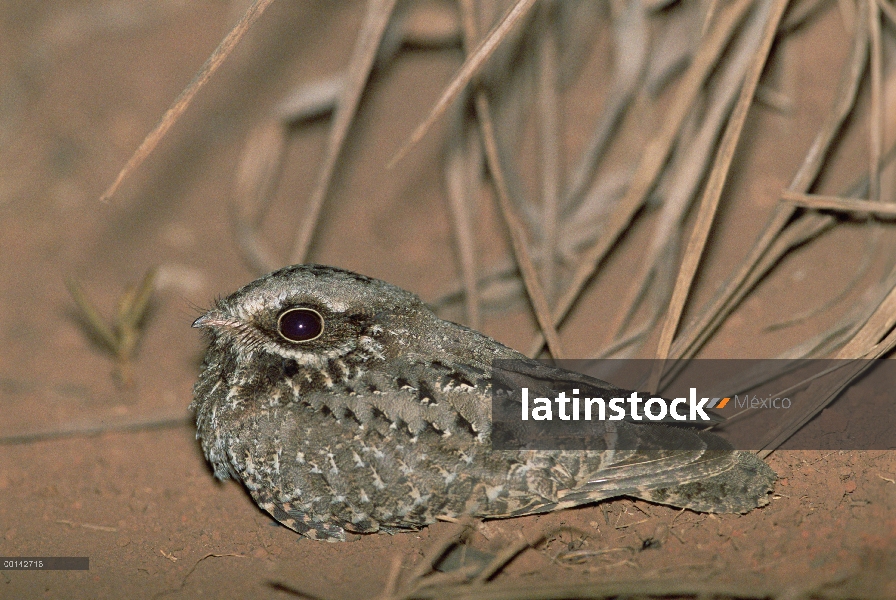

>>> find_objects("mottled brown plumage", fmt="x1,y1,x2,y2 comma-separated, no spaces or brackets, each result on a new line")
191,264,774,541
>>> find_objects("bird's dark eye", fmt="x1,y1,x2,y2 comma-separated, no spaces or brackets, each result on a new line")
277,308,324,343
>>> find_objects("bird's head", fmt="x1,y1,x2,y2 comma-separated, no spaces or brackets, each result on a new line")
193,264,425,369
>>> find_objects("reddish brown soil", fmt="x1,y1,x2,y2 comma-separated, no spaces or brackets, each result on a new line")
1,2,894,598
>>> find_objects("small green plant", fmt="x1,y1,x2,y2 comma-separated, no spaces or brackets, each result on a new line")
66,267,157,387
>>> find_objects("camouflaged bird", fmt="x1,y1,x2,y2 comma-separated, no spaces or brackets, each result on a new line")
191,264,775,541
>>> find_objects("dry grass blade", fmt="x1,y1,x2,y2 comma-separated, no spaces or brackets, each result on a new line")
669,0,870,361
646,0,786,393
388,0,539,170
666,213,837,376
381,517,479,599
670,188,889,369
526,0,756,358
231,122,288,273
757,271,896,456
99,0,276,203
66,267,158,386
755,81,794,112
765,225,880,332
380,524,593,599
267,581,326,599
878,0,896,25
758,355,880,458
444,115,482,328
429,260,523,313
115,267,159,366
554,2,602,88
0,414,190,446
470,534,531,584
275,73,344,123
596,316,655,359
477,92,566,359
773,139,896,330
411,518,479,585
780,190,896,215
761,270,896,363
457,0,565,359
781,0,833,32
607,0,766,352
564,0,647,207
127,267,157,322
379,555,403,600
837,277,896,358
289,0,400,264
701,0,722,35
391,578,781,600
868,0,883,203
537,4,560,301
468,525,585,586
66,278,118,353
646,1,698,93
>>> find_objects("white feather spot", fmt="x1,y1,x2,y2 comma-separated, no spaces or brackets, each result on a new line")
485,485,504,503
370,467,385,490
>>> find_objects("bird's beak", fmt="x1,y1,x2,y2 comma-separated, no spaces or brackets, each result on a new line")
192,314,211,328
192,310,233,329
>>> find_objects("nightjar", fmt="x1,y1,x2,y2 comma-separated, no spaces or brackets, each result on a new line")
191,264,775,541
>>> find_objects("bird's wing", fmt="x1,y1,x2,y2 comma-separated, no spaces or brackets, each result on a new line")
506,423,775,516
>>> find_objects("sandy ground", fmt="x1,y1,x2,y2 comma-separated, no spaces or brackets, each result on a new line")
1,1,894,598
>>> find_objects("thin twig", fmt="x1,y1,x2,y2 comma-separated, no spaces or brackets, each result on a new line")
0,415,191,445
99,0,277,202
537,2,560,301
429,260,523,313
477,95,567,361
65,279,118,352
471,533,533,584
765,141,896,331
868,0,882,204
289,0,400,264
389,0,539,169
765,226,880,331
444,113,482,328
401,517,479,593
780,190,896,215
